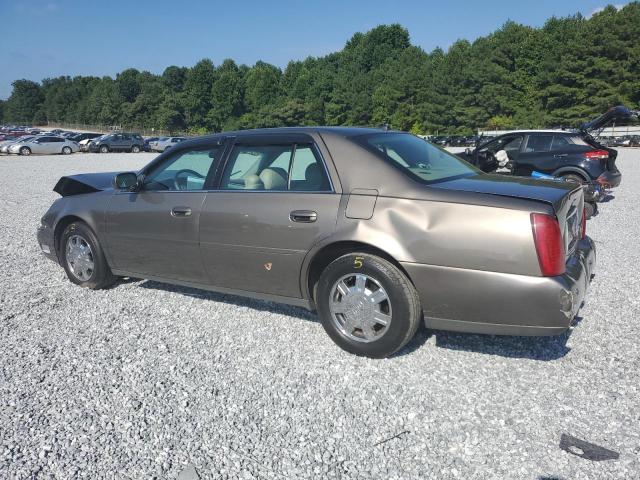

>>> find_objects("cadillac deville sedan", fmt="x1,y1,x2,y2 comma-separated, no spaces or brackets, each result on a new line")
38,127,595,358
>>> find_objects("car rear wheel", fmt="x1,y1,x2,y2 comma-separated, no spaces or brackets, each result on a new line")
131,145,140,153
316,253,421,358
20,146,31,156
99,145,109,153
60,222,116,289
62,146,72,155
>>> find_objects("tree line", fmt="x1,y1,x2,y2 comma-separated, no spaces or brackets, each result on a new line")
2,3,639,135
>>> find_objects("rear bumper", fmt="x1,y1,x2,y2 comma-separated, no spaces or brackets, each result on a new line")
402,236,596,336
597,170,621,188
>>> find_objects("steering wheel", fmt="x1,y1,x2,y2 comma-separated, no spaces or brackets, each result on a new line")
173,169,205,190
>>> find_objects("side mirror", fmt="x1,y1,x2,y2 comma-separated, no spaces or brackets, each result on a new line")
113,172,139,191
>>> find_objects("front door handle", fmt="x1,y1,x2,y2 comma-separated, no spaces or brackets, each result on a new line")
290,210,317,223
171,206,192,217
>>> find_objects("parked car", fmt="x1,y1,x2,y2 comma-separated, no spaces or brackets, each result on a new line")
143,137,159,152
8,135,79,155
70,132,103,143
38,127,594,358
88,133,144,153
149,136,187,152
0,135,35,154
458,106,637,190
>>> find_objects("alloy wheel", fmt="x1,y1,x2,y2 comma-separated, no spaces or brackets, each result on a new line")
66,235,95,281
329,273,392,343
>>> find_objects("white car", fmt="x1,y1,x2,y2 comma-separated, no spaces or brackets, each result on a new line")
1,136,36,154
149,136,186,152
8,136,79,155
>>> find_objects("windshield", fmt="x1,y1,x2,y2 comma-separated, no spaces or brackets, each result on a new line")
355,133,478,184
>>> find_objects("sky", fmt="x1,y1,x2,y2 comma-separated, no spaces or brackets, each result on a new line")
0,0,631,99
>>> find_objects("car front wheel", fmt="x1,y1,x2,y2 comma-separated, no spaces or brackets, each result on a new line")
62,146,72,155
20,146,31,156
131,145,140,153
99,145,109,153
316,253,421,358
60,222,116,289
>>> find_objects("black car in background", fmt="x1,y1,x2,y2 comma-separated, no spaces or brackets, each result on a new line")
458,106,638,189
88,133,144,153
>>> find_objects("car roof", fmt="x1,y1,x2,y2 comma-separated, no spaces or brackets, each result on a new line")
492,129,577,135
193,126,391,142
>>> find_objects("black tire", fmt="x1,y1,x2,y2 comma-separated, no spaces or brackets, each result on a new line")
99,145,109,153
131,145,140,153
20,146,31,156
316,253,421,358
62,146,72,155
60,221,117,289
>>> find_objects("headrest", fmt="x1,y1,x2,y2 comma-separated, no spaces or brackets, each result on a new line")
259,168,287,190
305,163,323,190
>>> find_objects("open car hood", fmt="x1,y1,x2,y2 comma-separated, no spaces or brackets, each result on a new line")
580,105,638,134
53,171,121,197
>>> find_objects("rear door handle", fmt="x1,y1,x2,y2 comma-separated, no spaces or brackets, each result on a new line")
554,154,568,158
290,210,317,223
171,206,192,217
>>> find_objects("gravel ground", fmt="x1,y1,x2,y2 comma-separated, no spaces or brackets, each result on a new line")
1,150,639,479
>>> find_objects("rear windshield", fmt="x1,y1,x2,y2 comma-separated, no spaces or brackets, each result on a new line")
354,133,478,184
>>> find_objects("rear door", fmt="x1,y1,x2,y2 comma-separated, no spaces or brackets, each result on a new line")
104,140,226,282
513,134,556,176
199,134,340,298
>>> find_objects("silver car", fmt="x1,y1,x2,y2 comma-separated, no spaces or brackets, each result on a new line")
37,127,595,358
9,135,79,155
150,136,186,152
0,136,34,154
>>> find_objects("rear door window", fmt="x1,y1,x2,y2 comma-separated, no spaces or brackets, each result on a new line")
551,136,571,150
525,135,553,153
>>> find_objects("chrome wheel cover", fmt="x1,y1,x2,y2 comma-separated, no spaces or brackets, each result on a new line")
329,273,392,343
66,235,94,281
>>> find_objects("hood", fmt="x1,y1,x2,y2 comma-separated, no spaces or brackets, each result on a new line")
580,105,638,134
53,171,122,197
431,173,578,211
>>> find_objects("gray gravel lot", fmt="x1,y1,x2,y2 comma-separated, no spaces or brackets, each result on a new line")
1,150,639,479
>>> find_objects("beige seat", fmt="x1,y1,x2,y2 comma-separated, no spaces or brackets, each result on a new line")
244,174,263,190
259,168,287,190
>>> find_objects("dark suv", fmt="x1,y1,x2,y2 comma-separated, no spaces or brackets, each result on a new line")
89,133,144,153
458,106,638,189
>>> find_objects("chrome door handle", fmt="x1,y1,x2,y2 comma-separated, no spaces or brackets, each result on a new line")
171,207,192,217
554,154,568,158
290,210,317,223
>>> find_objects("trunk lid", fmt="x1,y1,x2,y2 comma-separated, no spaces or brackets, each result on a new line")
580,105,637,135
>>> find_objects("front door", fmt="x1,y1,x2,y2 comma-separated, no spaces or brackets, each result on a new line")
199,138,339,298
104,142,225,282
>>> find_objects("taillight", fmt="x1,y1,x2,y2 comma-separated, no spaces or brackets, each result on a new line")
531,213,566,276
584,149,609,160
580,207,586,239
